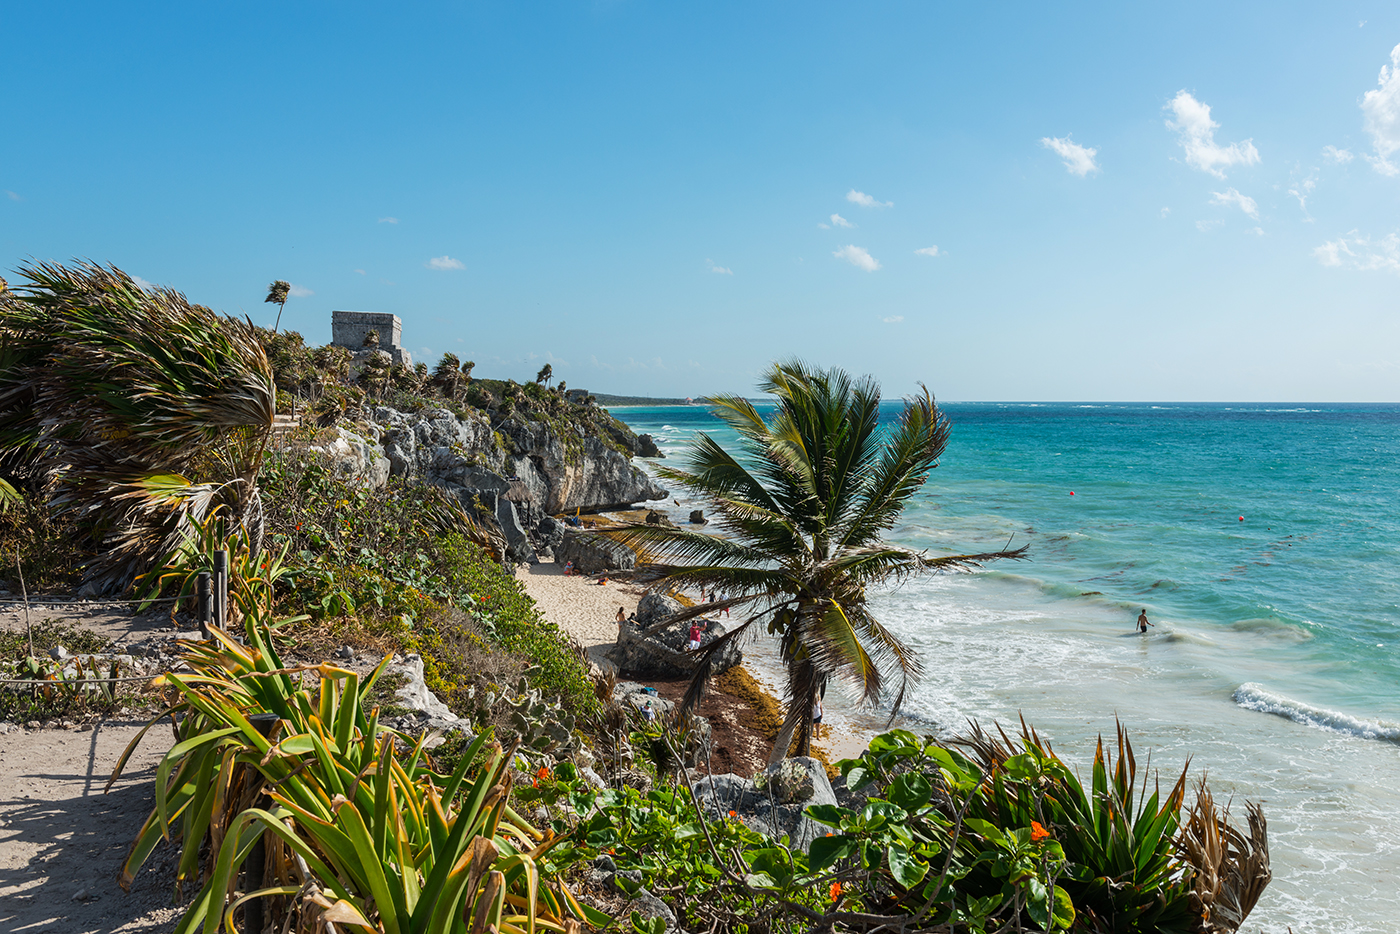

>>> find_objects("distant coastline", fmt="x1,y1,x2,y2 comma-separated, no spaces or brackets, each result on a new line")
595,393,696,407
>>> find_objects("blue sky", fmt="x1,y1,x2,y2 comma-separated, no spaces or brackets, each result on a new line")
3,2,1398,401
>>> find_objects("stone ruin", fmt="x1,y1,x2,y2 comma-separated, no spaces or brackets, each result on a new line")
332,310,413,367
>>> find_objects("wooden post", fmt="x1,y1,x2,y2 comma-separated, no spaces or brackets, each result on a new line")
242,712,280,933
213,550,228,630
196,572,211,640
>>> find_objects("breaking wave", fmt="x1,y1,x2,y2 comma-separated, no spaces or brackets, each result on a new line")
1233,683,1400,742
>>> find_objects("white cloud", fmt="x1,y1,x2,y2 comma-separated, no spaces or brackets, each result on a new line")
1252,227,1265,236
846,189,893,208
1196,219,1224,233
1287,173,1317,216
426,256,465,271
131,275,156,290
830,213,854,228
914,246,941,257
378,216,399,224
817,222,830,229
707,259,733,275
4,190,20,201
882,315,904,323
288,284,314,297
1322,145,1354,164
1210,187,1258,217
1313,231,1400,272
1165,91,1261,178
355,268,366,275
833,245,881,271
1362,43,1400,175
1040,135,1100,176
1161,207,1171,218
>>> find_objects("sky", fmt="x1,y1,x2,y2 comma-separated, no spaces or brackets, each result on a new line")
2,1,1399,402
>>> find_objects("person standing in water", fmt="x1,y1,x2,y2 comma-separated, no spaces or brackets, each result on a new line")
1136,609,1154,633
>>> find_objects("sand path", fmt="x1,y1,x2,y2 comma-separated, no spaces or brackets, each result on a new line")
0,719,183,932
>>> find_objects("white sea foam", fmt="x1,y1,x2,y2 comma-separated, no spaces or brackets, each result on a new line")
1233,683,1400,742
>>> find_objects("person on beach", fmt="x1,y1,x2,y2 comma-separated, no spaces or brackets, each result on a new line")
1137,609,1154,633
563,560,573,576
687,621,703,651
616,606,626,623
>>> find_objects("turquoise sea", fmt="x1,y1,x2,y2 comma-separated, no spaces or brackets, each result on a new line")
613,401,1400,934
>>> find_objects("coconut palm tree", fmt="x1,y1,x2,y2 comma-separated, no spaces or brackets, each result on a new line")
605,360,1026,764
265,280,290,331
0,261,276,592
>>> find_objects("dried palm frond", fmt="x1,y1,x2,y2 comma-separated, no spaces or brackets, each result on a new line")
0,261,275,591
1176,780,1272,933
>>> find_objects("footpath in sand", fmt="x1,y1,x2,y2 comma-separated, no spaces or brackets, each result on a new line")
515,562,642,671
0,718,183,933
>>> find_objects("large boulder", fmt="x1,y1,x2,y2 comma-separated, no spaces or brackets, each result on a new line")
555,529,635,574
612,593,742,678
309,427,390,489
635,434,662,458
691,757,837,849
495,498,538,564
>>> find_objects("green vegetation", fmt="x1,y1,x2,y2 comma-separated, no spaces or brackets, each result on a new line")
606,361,1027,764
0,261,275,592
112,610,599,934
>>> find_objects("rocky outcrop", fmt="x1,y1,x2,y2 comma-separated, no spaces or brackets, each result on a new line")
310,426,391,490
635,434,662,458
689,510,706,524
611,593,742,678
555,529,635,574
692,758,837,849
356,404,665,562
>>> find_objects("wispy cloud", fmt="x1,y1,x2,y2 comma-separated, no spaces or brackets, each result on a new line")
1166,91,1260,178
426,256,465,270
914,246,941,257
131,275,156,290
355,268,367,275
1196,219,1224,233
378,216,399,224
707,259,733,275
830,213,853,228
1287,172,1317,217
1161,207,1171,218
289,284,314,297
882,315,904,324
1314,231,1400,272
846,189,893,208
4,190,20,201
833,245,881,271
1362,43,1400,175
1322,145,1354,164
1040,135,1100,176
1210,187,1258,217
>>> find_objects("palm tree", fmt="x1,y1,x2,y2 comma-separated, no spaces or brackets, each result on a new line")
605,360,1026,764
0,261,276,592
535,363,553,386
264,280,291,331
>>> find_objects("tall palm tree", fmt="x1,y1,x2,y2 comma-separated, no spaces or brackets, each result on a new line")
0,261,276,591
605,360,1026,764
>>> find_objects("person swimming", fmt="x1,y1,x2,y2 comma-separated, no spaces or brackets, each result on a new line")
1137,609,1154,633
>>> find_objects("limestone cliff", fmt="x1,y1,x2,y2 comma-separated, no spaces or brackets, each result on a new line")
323,404,665,561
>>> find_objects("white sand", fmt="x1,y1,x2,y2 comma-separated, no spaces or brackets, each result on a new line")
515,563,645,671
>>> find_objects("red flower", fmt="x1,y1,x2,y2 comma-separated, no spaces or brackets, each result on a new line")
1030,820,1051,842
829,881,842,903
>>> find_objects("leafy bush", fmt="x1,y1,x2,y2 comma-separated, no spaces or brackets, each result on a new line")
113,612,600,934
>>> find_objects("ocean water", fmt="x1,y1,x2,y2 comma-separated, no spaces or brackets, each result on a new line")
612,401,1400,934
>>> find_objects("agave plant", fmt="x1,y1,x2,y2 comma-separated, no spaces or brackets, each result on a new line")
0,261,275,591
111,610,599,934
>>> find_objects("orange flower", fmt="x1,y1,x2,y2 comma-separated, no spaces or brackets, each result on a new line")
829,881,842,903
537,766,551,782
1030,820,1051,842
728,809,737,819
